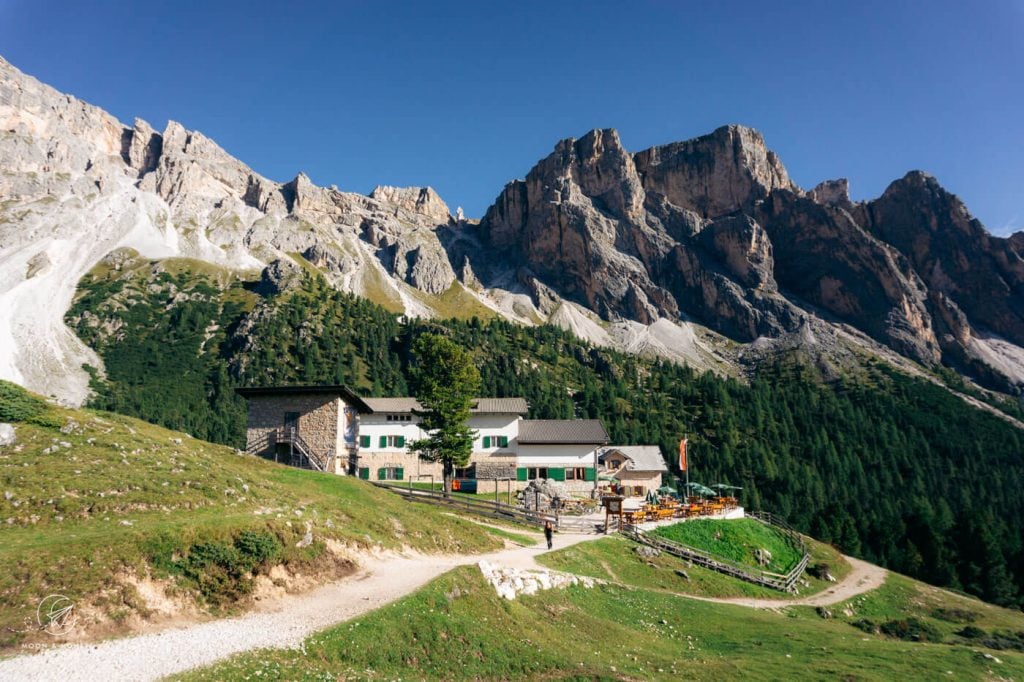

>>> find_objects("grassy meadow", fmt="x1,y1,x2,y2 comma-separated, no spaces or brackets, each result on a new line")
0,381,513,651
179,565,1024,681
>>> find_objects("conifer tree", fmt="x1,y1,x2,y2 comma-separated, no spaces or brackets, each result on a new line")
407,334,481,496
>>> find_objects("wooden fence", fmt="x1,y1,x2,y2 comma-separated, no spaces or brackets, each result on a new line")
371,482,605,534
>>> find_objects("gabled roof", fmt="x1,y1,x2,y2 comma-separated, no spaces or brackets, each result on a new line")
361,397,529,415
234,385,372,412
472,398,529,415
517,419,609,445
362,397,421,413
602,445,668,472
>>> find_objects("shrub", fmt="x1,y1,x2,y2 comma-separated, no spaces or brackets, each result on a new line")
956,625,986,639
879,618,942,642
234,529,283,573
146,528,285,606
851,618,880,634
980,630,1024,652
0,380,48,423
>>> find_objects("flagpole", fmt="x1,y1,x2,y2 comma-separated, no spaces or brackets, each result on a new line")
685,432,689,500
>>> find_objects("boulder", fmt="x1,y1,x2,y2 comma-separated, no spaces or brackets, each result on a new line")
0,424,14,447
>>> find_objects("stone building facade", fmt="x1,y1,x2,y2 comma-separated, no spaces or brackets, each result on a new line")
237,385,367,474
236,386,619,494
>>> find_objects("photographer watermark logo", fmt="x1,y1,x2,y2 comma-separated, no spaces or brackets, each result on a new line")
37,594,76,636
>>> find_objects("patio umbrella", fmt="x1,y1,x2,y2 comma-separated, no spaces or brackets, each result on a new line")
684,482,716,497
711,483,743,492
645,490,659,505
657,485,677,495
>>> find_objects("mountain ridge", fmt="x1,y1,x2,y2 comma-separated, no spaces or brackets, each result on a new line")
1,54,1023,404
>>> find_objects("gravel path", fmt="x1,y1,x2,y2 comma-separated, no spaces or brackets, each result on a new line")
684,555,888,608
0,534,597,682
0,541,886,681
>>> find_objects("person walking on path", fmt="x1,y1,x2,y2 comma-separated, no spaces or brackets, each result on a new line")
544,520,554,550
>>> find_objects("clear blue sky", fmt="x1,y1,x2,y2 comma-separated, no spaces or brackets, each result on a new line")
2,1,1022,233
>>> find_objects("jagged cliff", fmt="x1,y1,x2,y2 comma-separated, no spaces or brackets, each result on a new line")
479,126,1024,392
2,54,1023,403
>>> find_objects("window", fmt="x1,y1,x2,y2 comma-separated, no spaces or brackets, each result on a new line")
527,467,548,480
358,467,369,480
360,435,371,448
565,467,587,480
482,435,509,448
386,414,412,422
379,435,405,448
377,466,404,480
455,465,475,478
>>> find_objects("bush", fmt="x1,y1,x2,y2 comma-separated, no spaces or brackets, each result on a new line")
851,618,880,635
956,625,986,639
980,630,1024,652
879,618,943,642
146,528,285,606
0,380,48,423
234,529,283,573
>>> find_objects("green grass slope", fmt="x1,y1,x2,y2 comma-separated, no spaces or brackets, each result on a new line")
180,565,1024,681
0,381,508,651
650,518,803,574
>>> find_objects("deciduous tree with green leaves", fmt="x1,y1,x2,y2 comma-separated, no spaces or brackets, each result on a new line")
408,333,481,496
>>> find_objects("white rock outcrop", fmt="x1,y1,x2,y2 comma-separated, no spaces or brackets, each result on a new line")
478,560,599,600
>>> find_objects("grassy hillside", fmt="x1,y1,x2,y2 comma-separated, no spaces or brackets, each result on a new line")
0,381,509,651
179,564,1024,681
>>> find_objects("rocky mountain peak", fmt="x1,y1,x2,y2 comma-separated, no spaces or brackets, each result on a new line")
4,52,1024,403
369,185,452,225
809,178,851,207
634,124,796,219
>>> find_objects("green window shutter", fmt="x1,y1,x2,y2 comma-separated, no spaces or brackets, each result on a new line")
379,435,387,448
359,467,369,480
397,435,405,448
549,467,565,481
583,467,596,482
483,436,491,448
499,436,508,447
395,467,404,480
516,467,528,481
360,435,370,448
377,467,386,480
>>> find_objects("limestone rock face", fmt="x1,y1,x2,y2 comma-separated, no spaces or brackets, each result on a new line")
4,51,1024,401
634,125,796,219
481,129,681,325
370,185,452,225
0,57,474,402
696,215,776,292
479,123,1024,389
868,172,1024,348
809,178,851,207
754,190,941,364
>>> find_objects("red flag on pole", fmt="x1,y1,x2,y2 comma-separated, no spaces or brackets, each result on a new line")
679,438,688,472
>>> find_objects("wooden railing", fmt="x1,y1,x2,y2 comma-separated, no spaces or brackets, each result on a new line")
371,482,605,534
245,428,331,472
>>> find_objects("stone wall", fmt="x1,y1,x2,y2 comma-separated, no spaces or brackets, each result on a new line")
245,394,341,463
